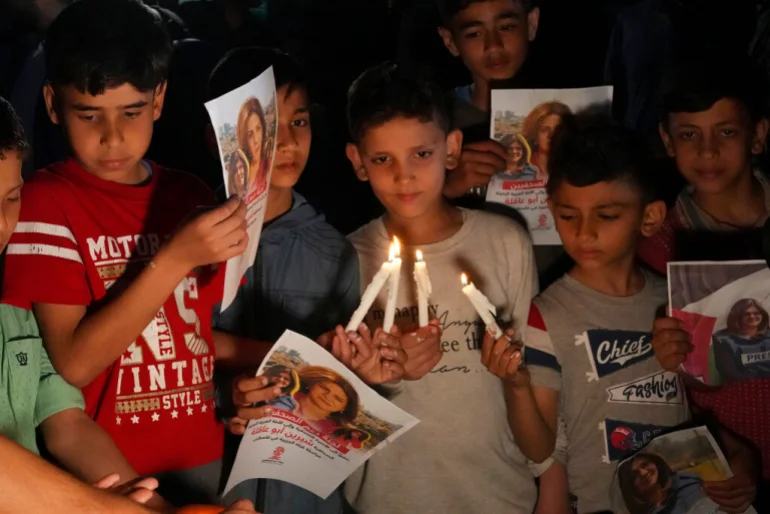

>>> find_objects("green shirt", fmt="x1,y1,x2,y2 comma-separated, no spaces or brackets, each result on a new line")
0,304,84,454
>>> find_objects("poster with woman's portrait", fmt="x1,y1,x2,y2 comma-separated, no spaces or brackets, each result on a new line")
668,260,770,386
223,330,419,499
613,426,755,514
204,67,278,311
486,87,613,245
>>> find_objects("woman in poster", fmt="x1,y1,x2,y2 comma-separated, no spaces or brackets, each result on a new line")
264,365,299,395
226,149,250,200
331,427,370,452
499,133,540,181
711,298,770,384
521,101,573,180
270,366,360,437
236,96,268,198
618,452,704,514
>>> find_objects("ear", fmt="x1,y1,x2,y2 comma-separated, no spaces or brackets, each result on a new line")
641,200,666,238
445,129,464,170
751,118,769,155
438,27,460,57
658,123,675,158
346,143,368,182
152,81,168,121
43,84,61,125
526,7,540,42
204,124,218,157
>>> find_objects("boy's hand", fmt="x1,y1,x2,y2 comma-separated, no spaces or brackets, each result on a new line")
399,319,443,380
330,324,407,384
482,328,529,387
165,196,248,271
651,316,693,372
222,499,260,513
227,375,282,435
444,140,507,198
92,473,158,505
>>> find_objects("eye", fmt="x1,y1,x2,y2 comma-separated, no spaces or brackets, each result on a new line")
6,195,20,203
292,118,309,127
678,131,697,140
78,115,96,122
721,128,737,137
124,111,141,119
371,156,389,165
500,23,517,31
598,214,619,221
558,214,575,221
464,30,482,39
415,150,433,159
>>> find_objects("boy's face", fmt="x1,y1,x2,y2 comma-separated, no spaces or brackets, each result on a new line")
43,82,166,183
439,0,539,84
271,84,312,191
0,151,23,251
346,117,462,220
660,98,769,195
549,180,665,271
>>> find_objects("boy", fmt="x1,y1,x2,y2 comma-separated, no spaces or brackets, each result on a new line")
495,124,691,513
342,61,542,514
436,0,539,198
208,47,360,514
1,0,270,506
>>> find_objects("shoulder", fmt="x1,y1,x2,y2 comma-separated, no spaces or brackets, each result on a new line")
20,165,75,201
154,163,215,204
347,218,383,251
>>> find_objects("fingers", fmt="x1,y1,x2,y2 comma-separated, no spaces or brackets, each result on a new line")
653,316,684,333
235,404,273,423
126,488,155,505
93,473,121,489
461,148,507,172
382,346,408,365
224,499,258,513
232,376,281,406
129,477,159,492
227,416,249,435
464,139,509,161
207,196,245,226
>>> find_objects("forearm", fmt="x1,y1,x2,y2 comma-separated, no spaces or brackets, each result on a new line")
213,330,273,369
0,435,152,514
42,248,190,386
505,385,556,462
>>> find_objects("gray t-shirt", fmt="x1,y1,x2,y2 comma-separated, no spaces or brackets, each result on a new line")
525,272,691,514
344,208,540,514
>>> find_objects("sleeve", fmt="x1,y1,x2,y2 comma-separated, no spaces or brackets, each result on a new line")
524,302,562,392
34,346,86,426
712,336,746,384
2,180,90,307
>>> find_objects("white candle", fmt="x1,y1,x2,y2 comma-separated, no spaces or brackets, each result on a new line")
382,237,402,333
414,250,431,327
461,273,503,338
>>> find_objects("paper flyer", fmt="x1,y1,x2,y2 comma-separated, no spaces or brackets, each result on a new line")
204,67,278,311
487,87,613,245
613,426,756,514
223,330,420,499
668,260,770,386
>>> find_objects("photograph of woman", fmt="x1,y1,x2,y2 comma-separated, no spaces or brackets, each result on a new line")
270,366,360,437
331,427,370,452
226,149,250,200
520,101,574,180
711,298,770,384
618,452,705,514
236,96,269,198
264,364,299,396
497,133,540,181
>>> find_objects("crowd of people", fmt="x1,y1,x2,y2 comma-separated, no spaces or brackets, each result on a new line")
0,0,769,513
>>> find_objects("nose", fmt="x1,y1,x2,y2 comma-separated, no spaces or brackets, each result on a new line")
576,217,597,241
100,118,124,148
698,132,719,159
393,162,415,185
485,29,503,52
277,122,297,150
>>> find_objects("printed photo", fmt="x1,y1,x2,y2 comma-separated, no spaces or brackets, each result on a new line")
669,260,770,385
616,427,737,514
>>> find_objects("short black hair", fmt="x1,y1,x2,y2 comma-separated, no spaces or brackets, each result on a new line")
347,61,450,144
659,54,766,128
0,97,29,160
547,123,656,204
437,0,537,27
208,47,308,101
45,0,173,95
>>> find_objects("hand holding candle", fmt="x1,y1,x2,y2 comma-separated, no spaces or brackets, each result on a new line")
414,250,432,328
461,273,503,338
346,237,401,333
382,237,402,333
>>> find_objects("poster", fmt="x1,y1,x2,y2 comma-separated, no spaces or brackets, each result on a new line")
223,330,419,499
614,426,756,514
668,260,770,386
205,67,278,311
487,87,613,245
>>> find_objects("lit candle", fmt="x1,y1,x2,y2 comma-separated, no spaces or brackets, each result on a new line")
382,237,402,333
461,273,503,338
345,237,400,332
414,250,431,327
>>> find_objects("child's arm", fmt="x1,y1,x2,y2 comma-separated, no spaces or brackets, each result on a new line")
212,330,274,369
33,198,247,387
534,461,572,514
444,140,508,198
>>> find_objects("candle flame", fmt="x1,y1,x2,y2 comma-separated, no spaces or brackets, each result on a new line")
461,273,468,286
389,236,401,261
416,249,424,262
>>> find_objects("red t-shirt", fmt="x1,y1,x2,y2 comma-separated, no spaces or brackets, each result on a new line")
2,159,225,475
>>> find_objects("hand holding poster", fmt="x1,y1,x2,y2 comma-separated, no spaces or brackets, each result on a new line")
614,426,756,514
668,260,770,386
223,330,419,499
487,87,613,245
205,67,278,311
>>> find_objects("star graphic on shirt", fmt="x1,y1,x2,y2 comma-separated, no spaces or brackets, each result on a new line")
189,282,196,294
151,412,160,422
122,346,134,361
201,404,208,413
131,415,140,424
116,416,121,425
186,407,194,416
171,410,179,419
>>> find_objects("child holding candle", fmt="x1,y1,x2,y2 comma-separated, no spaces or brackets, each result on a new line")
342,61,550,514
